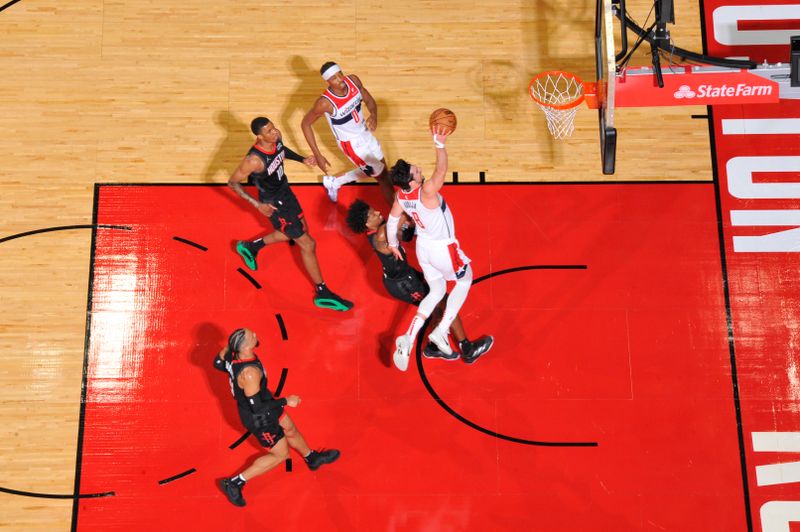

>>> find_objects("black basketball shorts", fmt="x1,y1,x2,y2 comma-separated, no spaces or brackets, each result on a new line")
384,269,429,305
253,423,285,449
262,189,306,240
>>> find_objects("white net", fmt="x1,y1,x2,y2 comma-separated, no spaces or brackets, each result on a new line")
529,72,585,139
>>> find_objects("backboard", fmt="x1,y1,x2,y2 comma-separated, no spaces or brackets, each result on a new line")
596,0,617,175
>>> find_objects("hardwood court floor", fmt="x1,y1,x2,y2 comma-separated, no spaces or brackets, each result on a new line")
0,0,709,530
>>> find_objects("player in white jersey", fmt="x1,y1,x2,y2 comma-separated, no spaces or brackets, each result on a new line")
385,127,492,371
301,61,395,206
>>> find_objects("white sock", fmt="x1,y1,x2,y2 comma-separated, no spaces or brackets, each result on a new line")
335,170,361,187
405,315,426,340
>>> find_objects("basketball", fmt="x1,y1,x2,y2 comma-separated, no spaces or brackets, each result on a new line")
429,108,457,134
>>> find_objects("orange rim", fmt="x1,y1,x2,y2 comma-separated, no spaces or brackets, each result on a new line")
528,71,587,111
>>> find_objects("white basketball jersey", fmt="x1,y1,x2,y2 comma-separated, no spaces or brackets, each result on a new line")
397,186,456,241
322,76,367,142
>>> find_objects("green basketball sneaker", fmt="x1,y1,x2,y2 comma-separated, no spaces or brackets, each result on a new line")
236,241,258,271
313,286,353,311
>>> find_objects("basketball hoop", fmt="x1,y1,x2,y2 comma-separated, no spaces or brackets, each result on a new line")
529,71,595,139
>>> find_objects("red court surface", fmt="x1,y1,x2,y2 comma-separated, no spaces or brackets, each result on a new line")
73,182,752,530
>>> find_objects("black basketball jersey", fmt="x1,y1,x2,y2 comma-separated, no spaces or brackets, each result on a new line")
223,354,277,410
246,141,303,200
367,223,415,279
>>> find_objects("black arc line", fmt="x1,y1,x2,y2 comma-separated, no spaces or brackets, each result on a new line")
157,468,197,485
236,268,261,289
474,264,587,284
172,236,208,251
273,368,289,397
417,264,598,447
228,431,251,450
0,223,128,502
0,486,115,499
0,0,23,14
275,314,288,340
0,224,131,245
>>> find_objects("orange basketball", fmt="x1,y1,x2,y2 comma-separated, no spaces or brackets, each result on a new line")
429,108,457,134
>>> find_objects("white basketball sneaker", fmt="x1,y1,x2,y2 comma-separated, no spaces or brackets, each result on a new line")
393,334,412,371
322,175,340,203
427,327,453,355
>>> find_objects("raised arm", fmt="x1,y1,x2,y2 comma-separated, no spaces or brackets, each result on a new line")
350,75,378,131
301,97,333,173
421,129,450,199
213,346,231,373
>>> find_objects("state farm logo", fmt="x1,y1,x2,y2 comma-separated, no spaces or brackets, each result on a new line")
674,85,696,99
673,83,773,99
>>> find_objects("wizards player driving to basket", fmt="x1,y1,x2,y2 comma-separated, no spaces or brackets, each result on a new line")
388,126,493,371
301,61,395,206
229,117,353,311
346,198,493,364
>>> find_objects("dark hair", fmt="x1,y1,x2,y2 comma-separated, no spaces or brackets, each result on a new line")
228,328,247,354
346,199,371,234
390,159,413,191
250,117,271,136
320,61,337,76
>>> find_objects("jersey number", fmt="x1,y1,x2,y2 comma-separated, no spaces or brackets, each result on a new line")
276,165,284,181
411,212,426,229
352,110,360,123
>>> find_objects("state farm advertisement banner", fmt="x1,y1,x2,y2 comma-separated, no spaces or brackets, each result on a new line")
616,68,779,106
704,1,800,530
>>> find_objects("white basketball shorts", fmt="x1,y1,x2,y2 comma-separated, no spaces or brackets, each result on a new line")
416,237,471,282
337,131,385,177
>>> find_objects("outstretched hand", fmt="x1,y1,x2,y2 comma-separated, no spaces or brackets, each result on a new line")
431,125,451,147
389,245,404,261
285,395,301,407
257,202,277,217
316,155,331,174
303,155,317,167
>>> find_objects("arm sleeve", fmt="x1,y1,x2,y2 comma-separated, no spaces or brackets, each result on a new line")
386,214,400,248
282,146,306,162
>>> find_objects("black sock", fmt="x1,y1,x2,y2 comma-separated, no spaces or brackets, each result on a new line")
316,282,327,293
250,239,266,252
304,451,316,462
230,474,246,487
